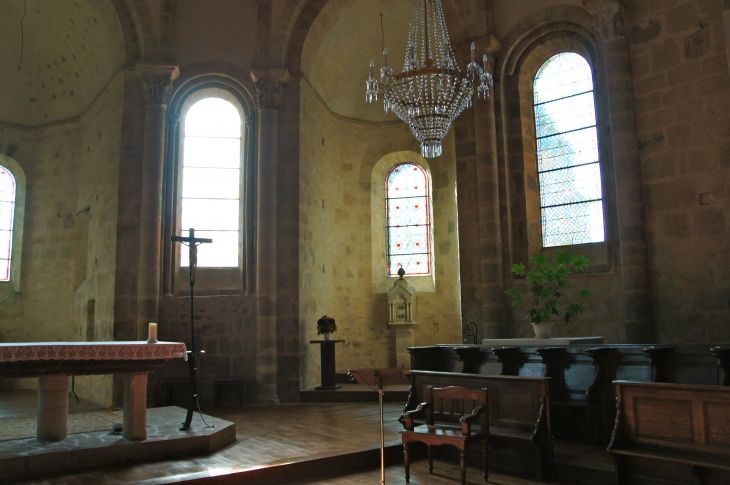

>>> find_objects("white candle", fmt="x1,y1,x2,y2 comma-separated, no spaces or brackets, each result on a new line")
369,60,374,78
383,48,389,66
148,323,158,342
471,42,476,62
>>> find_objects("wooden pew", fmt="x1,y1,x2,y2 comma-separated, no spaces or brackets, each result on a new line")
411,344,730,445
609,381,730,484
403,370,552,479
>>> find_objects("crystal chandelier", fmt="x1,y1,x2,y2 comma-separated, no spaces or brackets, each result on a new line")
366,0,493,158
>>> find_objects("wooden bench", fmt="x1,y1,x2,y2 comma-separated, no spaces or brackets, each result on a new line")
609,381,730,484
404,370,552,479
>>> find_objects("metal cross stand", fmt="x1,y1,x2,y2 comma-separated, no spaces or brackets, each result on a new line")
171,228,212,431
347,369,405,485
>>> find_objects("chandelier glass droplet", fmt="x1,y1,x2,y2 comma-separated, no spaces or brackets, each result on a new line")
366,0,493,158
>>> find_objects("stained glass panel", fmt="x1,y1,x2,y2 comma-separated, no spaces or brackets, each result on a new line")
0,166,16,281
534,53,605,247
181,98,242,268
386,163,431,276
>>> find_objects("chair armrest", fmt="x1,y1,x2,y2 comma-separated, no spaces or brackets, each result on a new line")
403,402,430,430
460,405,489,435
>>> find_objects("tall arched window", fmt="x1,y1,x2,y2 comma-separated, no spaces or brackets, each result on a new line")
0,165,16,281
180,97,242,268
534,52,605,247
386,163,432,276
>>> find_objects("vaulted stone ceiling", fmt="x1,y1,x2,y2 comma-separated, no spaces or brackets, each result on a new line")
0,0,125,127
302,0,464,123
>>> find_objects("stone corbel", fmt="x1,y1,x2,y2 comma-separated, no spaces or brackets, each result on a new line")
250,67,291,110
135,61,180,106
583,0,625,41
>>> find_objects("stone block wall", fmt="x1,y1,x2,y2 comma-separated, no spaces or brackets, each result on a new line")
155,295,256,406
72,74,124,406
625,0,730,343
0,75,124,403
299,82,462,389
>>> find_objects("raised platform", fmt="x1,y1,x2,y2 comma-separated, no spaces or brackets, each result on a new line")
0,406,235,481
481,336,605,347
300,383,411,403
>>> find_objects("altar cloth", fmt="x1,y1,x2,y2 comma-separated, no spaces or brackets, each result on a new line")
0,341,188,362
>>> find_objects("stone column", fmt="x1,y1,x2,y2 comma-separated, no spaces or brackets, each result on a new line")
584,0,653,342
135,62,180,340
251,67,290,404
471,35,505,339
37,375,68,442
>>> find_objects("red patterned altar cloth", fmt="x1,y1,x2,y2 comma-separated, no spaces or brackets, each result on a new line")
0,341,188,362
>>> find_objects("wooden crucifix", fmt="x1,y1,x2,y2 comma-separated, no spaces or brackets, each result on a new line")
171,228,212,431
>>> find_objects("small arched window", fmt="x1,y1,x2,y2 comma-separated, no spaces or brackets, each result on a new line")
533,52,605,247
0,165,16,281
180,97,242,268
386,163,432,276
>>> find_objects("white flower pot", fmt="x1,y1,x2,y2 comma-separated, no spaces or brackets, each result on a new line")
323,332,330,341
532,322,554,339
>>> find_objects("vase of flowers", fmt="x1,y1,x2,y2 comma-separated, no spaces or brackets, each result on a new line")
317,315,337,340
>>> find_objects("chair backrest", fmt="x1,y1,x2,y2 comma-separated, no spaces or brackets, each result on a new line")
425,385,488,428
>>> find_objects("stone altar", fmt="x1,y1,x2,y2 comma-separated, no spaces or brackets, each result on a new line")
0,341,187,441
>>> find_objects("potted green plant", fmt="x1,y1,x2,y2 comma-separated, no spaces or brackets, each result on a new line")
505,250,593,339
317,315,337,340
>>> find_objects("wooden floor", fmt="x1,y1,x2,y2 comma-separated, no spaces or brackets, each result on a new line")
7,399,407,484
293,462,562,485
1,391,596,485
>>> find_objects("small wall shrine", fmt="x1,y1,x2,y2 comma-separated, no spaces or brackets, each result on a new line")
388,268,417,369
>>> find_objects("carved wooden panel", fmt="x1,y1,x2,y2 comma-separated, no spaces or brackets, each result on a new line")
633,397,694,443
704,401,730,448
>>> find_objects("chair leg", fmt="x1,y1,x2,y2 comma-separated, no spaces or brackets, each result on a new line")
460,449,467,485
403,442,410,483
483,441,489,482
427,444,434,473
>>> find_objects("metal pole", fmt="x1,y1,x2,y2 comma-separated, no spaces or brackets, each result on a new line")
379,379,385,485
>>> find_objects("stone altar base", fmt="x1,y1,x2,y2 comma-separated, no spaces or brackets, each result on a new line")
0,406,235,481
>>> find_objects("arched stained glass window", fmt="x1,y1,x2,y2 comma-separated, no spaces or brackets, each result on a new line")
0,165,16,281
386,163,431,276
181,97,242,267
534,52,605,247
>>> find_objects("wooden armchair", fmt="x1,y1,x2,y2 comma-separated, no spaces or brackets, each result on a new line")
401,385,489,485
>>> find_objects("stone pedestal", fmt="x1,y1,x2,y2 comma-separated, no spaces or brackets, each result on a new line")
310,340,344,390
123,373,148,440
390,323,417,370
37,375,68,442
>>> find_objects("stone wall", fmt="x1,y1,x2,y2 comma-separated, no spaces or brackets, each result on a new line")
299,82,462,389
71,74,124,406
0,75,124,402
625,0,730,343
